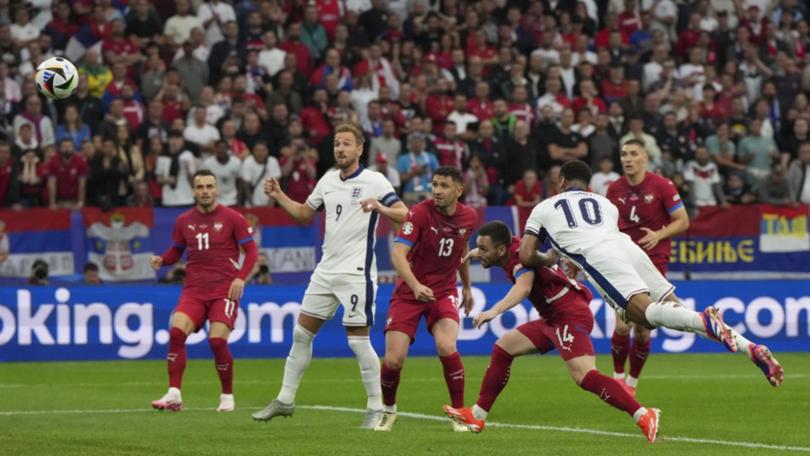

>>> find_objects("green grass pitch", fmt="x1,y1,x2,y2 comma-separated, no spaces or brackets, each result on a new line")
2,353,809,455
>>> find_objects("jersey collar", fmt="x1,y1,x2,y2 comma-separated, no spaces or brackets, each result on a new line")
340,165,364,181
564,186,586,192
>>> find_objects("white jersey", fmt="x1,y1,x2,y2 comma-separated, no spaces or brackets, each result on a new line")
525,190,626,255
526,189,674,309
306,167,399,277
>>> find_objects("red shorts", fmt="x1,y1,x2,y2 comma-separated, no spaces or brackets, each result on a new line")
516,312,595,361
175,294,238,331
385,294,460,343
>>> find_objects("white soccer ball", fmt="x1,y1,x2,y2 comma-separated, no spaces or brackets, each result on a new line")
35,57,79,100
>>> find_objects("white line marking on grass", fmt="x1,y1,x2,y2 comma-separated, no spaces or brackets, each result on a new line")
1,404,808,452
300,405,810,453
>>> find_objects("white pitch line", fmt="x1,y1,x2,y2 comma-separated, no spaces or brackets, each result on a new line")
0,404,808,453
300,405,810,453
0,372,806,388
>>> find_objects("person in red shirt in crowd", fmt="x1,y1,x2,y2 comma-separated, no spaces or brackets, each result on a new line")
280,22,313,77
299,88,332,147
512,169,542,230
354,43,400,98
48,138,89,209
45,1,80,51
0,142,17,207
740,5,767,46
120,84,145,133
602,65,629,104
509,86,535,126
280,141,317,203
103,62,140,108
595,13,629,49
314,0,342,41
468,81,494,121
102,17,142,68
424,79,455,134
435,121,469,168
698,84,726,123
466,30,498,66
676,12,703,57
572,79,607,115
18,147,48,207
618,0,640,37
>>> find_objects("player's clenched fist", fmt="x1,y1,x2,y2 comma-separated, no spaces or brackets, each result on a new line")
264,177,281,198
149,255,163,270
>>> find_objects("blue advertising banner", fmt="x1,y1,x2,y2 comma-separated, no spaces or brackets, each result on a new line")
0,281,807,362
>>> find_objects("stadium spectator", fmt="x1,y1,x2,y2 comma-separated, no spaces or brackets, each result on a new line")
203,140,241,206
97,98,128,141
279,141,317,204
590,156,620,197
55,105,91,151
778,116,810,168
83,262,102,285
463,154,488,210
705,122,744,176
14,95,54,149
724,171,757,205
739,117,780,183
301,4,329,62
0,141,17,207
239,142,281,207
548,108,588,168
258,31,286,79
28,259,49,286
447,94,478,136
620,117,661,169
127,180,155,207
48,138,88,209
184,106,220,153
174,41,209,106
469,120,506,205
368,119,401,167
69,77,104,135
512,168,541,229
369,152,401,195
88,138,129,209
788,142,810,205
17,147,45,207
683,145,728,207
757,164,796,206
397,132,438,205
163,0,202,48
13,123,38,158
156,130,196,207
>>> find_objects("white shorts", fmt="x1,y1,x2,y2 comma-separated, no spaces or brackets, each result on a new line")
301,270,377,327
563,238,674,311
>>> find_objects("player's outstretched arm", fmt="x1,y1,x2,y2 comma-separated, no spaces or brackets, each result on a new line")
518,233,558,268
264,177,316,224
473,271,534,328
359,198,408,224
391,241,435,302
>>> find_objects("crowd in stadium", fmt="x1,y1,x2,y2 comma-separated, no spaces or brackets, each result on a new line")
0,0,808,215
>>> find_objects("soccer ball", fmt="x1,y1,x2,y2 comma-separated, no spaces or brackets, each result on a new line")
35,57,78,100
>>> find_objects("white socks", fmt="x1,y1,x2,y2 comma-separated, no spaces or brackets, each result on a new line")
626,376,638,388
633,407,648,422
472,404,488,420
731,330,754,356
348,335,383,411
277,324,314,404
644,300,707,336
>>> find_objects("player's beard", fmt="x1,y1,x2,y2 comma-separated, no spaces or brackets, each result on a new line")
335,154,357,170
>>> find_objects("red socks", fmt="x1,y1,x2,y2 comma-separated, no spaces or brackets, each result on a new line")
629,338,651,379
208,337,233,394
167,327,187,389
611,332,630,375
439,352,465,408
380,362,402,407
476,344,513,412
580,370,642,416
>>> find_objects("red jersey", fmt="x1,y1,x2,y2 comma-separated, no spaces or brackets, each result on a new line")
47,153,89,201
502,237,593,324
606,172,683,266
468,99,494,121
0,158,12,205
170,205,254,297
434,137,467,169
393,199,478,301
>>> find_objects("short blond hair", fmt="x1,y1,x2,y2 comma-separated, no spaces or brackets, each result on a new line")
334,122,365,145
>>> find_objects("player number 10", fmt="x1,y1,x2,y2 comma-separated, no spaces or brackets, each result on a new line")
195,232,210,250
438,237,454,257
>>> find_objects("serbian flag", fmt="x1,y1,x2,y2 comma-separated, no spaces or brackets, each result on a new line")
0,208,75,277
238,207,320,281
84,208,155,281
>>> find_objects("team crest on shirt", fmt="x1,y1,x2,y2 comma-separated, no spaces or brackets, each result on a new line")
402,222,414,234
214,222,223,231
351,187,363,199
644,194,654,204
459,228,467,236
